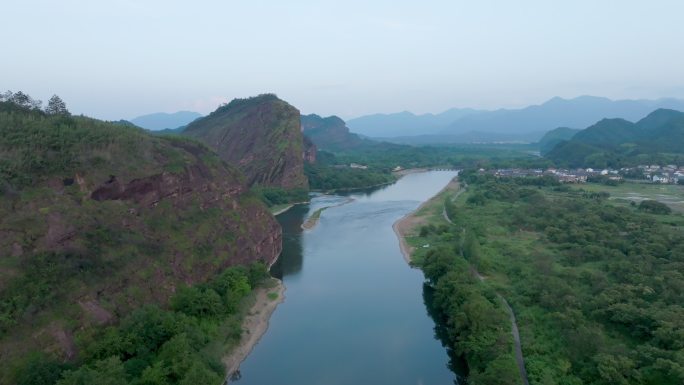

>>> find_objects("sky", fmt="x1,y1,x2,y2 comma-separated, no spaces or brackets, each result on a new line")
3,0,684,120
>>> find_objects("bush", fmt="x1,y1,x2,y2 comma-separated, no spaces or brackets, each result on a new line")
638,200,671,215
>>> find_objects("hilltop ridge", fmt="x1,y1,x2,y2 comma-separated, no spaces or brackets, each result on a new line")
184,94,309,189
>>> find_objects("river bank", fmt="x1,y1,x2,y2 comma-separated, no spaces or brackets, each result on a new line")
396,174,530,385
391,167,429,177
224,278,285,382
301,197,354,230
234,170,459,384
393,176,460,264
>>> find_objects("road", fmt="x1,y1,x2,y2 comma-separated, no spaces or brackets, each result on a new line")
443,184,529,385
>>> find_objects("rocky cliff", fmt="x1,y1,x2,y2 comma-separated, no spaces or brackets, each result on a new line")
301,114,366,151
184,94,309,189
0,104,281,372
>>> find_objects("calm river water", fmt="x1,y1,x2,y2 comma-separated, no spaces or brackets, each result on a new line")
236,171,462,385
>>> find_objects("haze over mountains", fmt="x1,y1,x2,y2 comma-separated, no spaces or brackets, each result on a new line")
347,96,684,143
130,111,202,130
546,108,684,167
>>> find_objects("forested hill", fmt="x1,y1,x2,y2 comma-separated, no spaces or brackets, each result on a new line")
538,127,581,155
0,95,282,383
546,108,684,167
183,94,309,189
301,114,366,151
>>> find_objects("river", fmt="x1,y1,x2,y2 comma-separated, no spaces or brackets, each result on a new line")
235,171,462,385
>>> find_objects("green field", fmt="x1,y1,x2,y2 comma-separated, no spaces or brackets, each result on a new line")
571,182,684,212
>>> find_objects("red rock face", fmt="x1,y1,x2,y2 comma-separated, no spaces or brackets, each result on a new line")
88,161,282,271
0,138,283,363
184,94,309,189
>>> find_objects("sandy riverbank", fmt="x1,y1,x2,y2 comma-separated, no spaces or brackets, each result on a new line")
393,177,460,264
301,197,355,230
301,207,325,230
224,279,285,382
392,167,429,177
271,204,293,216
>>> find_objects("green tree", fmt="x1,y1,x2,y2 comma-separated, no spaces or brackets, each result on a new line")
179,362,222,385
171,287,224,317
45,94,70,116
14,353,66,385
57,357,128,385
638,200,671,215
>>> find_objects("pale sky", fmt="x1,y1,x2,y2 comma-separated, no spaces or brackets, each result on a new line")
3,0,684,120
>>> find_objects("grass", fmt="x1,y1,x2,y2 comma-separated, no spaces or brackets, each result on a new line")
571,181,684,212
269,203,293,215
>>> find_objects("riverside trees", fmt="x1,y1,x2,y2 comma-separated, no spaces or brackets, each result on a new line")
414,171,684,384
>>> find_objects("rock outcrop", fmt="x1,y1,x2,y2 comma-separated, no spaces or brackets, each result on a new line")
184,94,309,189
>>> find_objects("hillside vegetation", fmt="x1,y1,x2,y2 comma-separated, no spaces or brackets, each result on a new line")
411,172,684,384
301,114,366,151
0,96,281,383
538,127,581,155
183,94,309,189
547,109,684,167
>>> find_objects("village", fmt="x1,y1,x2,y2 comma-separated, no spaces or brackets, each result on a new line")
482,164,684,184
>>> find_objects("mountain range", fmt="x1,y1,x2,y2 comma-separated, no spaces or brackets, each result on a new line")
546,109,684,167
347,96,684,143
130,111,202,131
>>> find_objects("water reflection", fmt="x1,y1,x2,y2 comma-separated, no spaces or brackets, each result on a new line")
270,204,308,279
238,171,461,385
422,283,468,384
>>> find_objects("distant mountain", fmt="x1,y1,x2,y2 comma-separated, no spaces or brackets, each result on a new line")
347,96,684,142
130,111,202,131
546,109,684,167
347,108,481,137
183,94,308,189
538,127,581,155
373,130,546,145
301,114,366,150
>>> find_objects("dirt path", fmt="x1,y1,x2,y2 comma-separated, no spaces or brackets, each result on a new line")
441,183,466,224
224,279,285,383
393,177,460,264
500,296,529,385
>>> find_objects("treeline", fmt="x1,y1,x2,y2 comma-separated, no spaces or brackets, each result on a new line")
1,90,70,116
414,171,684,384
0,97,144,188
304,163,396,191
12,264,269,385
252,186,308,207
331,143,551,172
421,242,521,384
